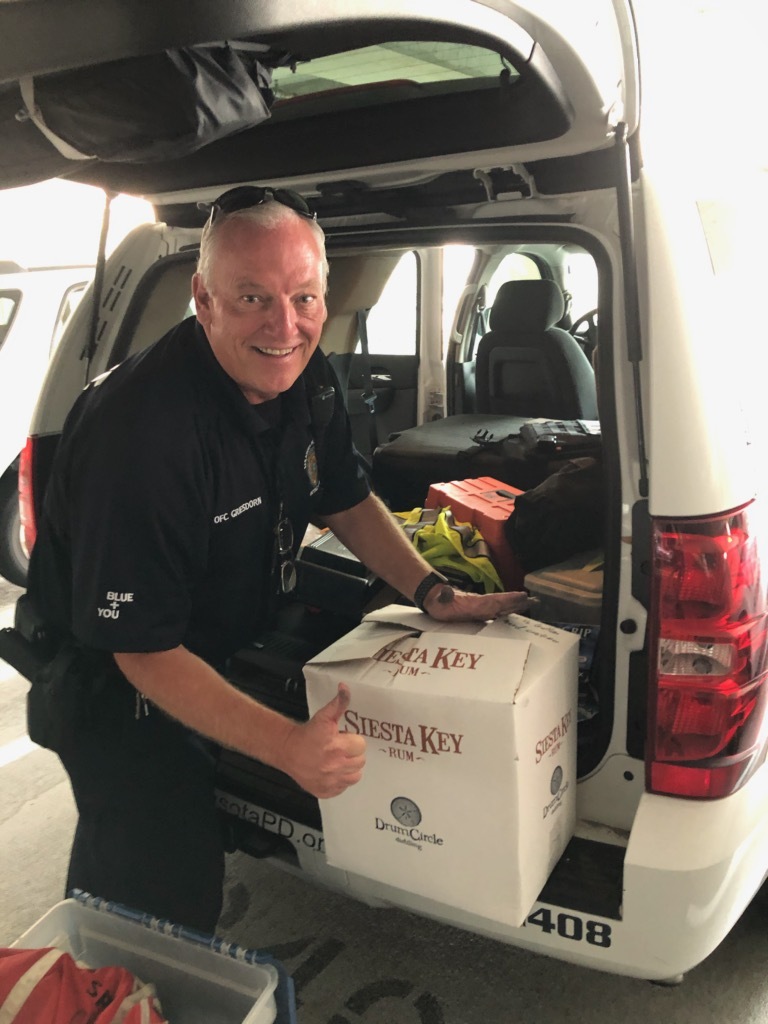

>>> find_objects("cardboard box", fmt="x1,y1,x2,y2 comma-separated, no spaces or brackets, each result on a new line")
305,606,578,927
426,476,525,589
524,549,604,626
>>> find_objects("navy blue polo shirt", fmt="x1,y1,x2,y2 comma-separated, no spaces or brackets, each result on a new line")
28,317,370,666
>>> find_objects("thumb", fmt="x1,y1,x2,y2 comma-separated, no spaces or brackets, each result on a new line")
317,682,351,726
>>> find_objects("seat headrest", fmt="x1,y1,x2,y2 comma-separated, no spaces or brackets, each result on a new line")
488,279,565,333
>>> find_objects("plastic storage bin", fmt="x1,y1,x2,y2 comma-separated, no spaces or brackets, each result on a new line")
524,549,603,625
426,476,525,588
10,892,295,1024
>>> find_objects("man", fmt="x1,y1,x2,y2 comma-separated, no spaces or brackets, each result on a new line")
26,186,528,931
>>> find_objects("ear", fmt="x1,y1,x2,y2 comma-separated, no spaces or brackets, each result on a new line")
192,272,212,326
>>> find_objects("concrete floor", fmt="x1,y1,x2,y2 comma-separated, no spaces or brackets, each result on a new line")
3,575,768,1024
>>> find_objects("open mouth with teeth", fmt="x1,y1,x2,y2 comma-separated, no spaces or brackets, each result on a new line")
255,346,298,357
253,346,299,358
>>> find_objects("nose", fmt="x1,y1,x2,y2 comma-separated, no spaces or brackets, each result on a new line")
264,297,298,339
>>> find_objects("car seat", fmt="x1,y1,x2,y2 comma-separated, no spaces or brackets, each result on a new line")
371,280,600,511
475,279,598,419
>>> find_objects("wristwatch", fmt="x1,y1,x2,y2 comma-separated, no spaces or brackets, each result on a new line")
413,570,452,613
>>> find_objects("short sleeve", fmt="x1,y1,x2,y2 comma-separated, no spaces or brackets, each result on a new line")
66,413,210,653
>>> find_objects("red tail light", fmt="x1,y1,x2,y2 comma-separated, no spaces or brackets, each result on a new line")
18,437,37,557
648,502,768,798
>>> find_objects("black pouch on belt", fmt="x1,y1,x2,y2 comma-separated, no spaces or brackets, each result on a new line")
27,642,131,752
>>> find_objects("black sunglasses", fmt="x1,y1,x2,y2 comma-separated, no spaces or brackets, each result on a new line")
274,502,297,595
202,185,316,226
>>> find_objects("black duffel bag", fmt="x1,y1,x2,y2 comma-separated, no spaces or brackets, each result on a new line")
504,456,605,573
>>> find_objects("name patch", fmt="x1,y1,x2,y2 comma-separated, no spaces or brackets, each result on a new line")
213,496,263,524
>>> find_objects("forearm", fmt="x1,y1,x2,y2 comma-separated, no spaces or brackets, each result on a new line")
113,646,294,769
114,645,366,799
321,492,432,603
322,492,530,622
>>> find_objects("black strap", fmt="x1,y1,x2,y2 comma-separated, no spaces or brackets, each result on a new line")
303,358,336,473
356,308,379,459
467,285,487,360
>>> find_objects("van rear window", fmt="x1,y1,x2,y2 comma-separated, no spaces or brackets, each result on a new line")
272,41,517,104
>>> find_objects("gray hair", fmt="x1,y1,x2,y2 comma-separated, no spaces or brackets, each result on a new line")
197,200,328,288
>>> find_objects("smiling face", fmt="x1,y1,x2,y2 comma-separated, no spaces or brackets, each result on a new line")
192,213,328,404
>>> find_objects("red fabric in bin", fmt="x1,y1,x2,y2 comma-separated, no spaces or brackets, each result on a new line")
426,477,525,589
0,946,167,1023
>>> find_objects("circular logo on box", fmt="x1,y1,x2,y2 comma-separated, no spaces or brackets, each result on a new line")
390,796,422,827
550,766,564,796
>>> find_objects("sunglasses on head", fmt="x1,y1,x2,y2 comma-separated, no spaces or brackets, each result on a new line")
203,185,316,226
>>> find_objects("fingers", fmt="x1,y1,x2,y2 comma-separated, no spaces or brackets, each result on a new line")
324,726,365,798
289,690,367,799
339,730,366,757
329,733,366,778
316,773,363,799
427,589,530,621
475,591,530,619
310,742,366,799
494,590,531,614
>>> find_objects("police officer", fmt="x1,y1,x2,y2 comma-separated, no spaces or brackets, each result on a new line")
26,186,529,931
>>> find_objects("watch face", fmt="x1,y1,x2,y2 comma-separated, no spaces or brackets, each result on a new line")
390,796,422,827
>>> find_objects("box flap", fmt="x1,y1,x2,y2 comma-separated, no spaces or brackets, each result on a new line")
306,619,419,667
482,613,580,649
364,604,487,636
308,615,531,702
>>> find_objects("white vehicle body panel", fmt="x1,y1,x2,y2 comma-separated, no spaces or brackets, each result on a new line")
0,266,92,477
639,170,756,517
32,225,198,436
217,759,768,982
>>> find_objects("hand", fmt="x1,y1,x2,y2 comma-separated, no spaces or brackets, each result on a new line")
423,584,530,622
281,683,366,798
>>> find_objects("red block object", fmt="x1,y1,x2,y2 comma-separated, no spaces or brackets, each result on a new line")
426,476,525,589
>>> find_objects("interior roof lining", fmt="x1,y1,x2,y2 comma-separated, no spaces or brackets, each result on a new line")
0,6,535,84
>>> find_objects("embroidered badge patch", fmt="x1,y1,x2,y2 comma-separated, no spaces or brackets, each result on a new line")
305,440,320,494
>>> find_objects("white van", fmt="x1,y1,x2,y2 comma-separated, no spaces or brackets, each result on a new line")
0,0,766,983
0,262,92,585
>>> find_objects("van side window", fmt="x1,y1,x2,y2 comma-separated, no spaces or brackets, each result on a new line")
51,282,89,355
360,251,418,356
566,251,599,326
0,291,20,351
443,244,477,349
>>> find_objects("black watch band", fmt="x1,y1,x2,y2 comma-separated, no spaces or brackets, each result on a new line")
413,570,450,613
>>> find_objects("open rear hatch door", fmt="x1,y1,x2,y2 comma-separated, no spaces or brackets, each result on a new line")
0,1,639,199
